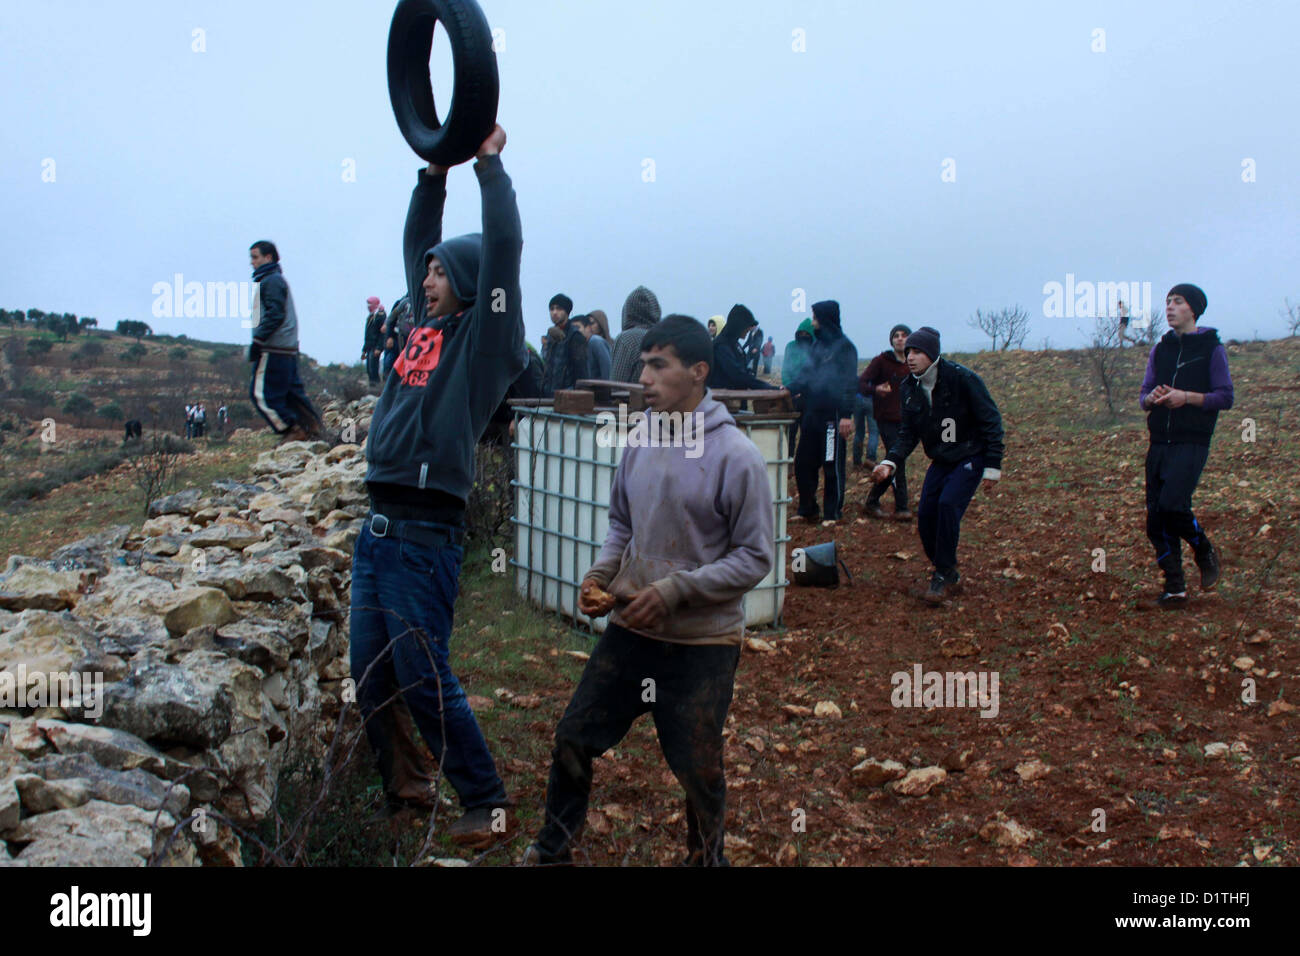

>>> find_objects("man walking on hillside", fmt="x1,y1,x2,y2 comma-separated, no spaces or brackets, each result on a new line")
871,327,1003,603
247,240,325,442
785,300,857,523
524,315,773,866
351,123,524,847
1138,284,1233,610
860,324,913,518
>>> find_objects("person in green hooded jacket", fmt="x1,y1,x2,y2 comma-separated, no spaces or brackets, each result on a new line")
782,318,815,451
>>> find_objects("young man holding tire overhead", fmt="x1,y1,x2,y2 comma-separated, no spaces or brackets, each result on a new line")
350,122,525,847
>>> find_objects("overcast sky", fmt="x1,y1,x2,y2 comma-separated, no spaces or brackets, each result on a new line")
2,0,1297,364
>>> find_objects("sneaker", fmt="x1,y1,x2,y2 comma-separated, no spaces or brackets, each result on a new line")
1157,591,1189,611
921,571,949,605
447,805,512,848
520,843,573,866
1196,544,1220,590
892,510,914,521
863,502,887,519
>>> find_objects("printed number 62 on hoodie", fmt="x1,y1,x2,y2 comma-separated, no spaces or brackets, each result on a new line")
394,328,445,387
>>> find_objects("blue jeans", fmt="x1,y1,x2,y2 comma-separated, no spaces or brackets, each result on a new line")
853,394,879,464
916,455,984,575
349,522,507,809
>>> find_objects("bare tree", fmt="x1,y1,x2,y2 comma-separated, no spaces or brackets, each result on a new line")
1282,298,1300,337
968,305,1032,351
124,430,190,516
1081,316,1128,418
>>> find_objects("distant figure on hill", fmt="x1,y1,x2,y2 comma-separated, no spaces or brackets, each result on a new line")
247,240,325,443
123,419,142,442
363,296,386,384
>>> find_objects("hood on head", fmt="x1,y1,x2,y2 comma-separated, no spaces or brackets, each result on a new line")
425,233,482,310
621,286,661,331
796,318,814,339
721,303,756,341
811,300,841,337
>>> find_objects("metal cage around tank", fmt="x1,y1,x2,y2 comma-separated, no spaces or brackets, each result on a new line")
509,405,794,634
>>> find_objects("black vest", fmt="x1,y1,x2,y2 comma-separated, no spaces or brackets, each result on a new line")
1147,328,1221,446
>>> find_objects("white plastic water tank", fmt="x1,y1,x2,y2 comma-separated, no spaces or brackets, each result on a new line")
512,408,791,632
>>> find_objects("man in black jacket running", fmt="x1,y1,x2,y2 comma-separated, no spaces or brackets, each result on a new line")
872,327,1003,603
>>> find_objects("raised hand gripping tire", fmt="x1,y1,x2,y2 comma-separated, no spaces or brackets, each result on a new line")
387,0,499,166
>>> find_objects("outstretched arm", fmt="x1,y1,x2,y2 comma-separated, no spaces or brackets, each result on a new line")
403,166,448,328
471,126,524,357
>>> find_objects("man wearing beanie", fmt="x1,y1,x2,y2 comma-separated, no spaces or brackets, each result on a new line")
351,123,523,846
541,293,588,396
1137,284,1233,609
786,300,858,523
859,323,914,518
363,296,385,384
610,285,662,382
871,326,1004,603
708,304,780,392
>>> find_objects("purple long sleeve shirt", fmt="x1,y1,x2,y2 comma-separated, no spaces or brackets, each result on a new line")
1139,327,1234,411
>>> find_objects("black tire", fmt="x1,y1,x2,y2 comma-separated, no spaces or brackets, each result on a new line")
387,0,499,167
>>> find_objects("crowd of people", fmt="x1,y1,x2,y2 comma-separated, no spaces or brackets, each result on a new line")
237,131,1230,865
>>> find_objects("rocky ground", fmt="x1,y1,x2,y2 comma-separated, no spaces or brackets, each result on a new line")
0,398,375,865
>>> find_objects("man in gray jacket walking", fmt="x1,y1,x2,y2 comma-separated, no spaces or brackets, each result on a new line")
247,240,323,442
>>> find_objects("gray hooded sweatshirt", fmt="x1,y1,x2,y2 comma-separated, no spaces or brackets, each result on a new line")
364,156,525,505
586,391,774,646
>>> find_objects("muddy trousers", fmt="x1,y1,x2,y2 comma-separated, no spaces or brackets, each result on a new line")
1145,442,1212,592
535,623,741,865
916,454,984,576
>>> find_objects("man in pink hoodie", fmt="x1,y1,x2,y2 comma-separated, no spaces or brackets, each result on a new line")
525,315,774,866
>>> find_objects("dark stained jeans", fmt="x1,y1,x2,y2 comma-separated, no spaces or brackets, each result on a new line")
535,623,741,865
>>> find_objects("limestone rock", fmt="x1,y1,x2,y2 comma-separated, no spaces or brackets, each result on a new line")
890,766,947,797
15,774,93,812
11,799,194,866
0,609,125,682
979,813,1036,847
71,567,177,625
36,719,171,775
296,547,349,572
214,620,293,673
27,752,189,816
850,757,907,788
160,587,237,636
101,649,264,749
1015,758,1052,782
0,774,22,832
187,520,266,551
141,514,190,537
0,566,89,611
148,488,204,517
